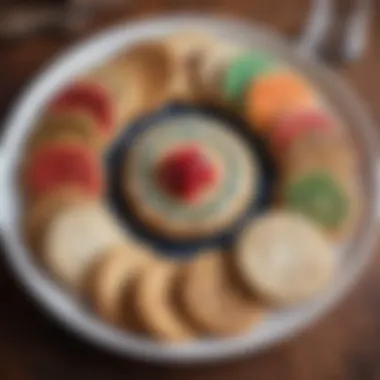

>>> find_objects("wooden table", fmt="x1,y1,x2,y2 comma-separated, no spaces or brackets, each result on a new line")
1,1,380,379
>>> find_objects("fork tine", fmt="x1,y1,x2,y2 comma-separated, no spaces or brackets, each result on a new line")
342,0,372,62
297,0,334,58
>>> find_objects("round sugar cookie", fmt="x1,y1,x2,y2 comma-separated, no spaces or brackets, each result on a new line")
245,70,317,133
116,41,174,110
164,31,217,101
23,186,86,255
50,81,115,139
236,212,336,305
224,51,278,106
24,142,103,200
284,170,350,230
269,107,336,155
28,108,100,151
164,31,217,63
196,41,244,102
124,115,257,239
180,251,262,337
136,262,195,342
283,129,357,178
44,202,124,291
81,61,144,128
90,243,154,329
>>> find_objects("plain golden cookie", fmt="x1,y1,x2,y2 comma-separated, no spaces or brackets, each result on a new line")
164,31,218,101
236,212,336,306
195,41,244,103
180,251,262,337
80,61,145,129
116,41,174,111
136,262,195,343
282,129,357,180
90,243,154,329
44,202,125,292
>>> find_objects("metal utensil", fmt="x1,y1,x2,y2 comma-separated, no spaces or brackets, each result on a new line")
299,0,372,64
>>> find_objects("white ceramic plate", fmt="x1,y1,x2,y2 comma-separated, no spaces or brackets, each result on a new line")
0,15,379,364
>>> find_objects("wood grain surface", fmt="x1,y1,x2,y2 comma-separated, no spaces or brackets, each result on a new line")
1,1,380,379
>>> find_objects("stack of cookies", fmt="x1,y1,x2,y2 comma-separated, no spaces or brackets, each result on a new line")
19,31,361,343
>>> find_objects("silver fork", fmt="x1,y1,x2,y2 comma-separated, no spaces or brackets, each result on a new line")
298,0,373,64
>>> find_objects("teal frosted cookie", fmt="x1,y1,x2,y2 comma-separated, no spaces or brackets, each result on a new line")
124,115,258,239
223,51,278,106
284,171,349,230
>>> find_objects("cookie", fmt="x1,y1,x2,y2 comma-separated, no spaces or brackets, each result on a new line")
283,170,350,231
236,212,336,305
180,251,262,337
269,107,336,155
164,31,217,64
124,115,257,239
136,262,195,342
28,108,101,152
80,61,144,129
223,51,278,106
90,243,154,330
116,41,174,110
195,41,244,103
23,186,86,255
50,81,115,139
24,142,103,200
164,31,217,101
283,129,357,179
245,70,317,133
44,202,124,291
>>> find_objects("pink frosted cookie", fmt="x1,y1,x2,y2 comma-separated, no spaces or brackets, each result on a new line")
269,107,336,155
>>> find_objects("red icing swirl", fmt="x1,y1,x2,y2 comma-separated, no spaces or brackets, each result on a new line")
156,145,217,202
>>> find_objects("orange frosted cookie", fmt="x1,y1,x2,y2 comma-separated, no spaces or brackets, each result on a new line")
245,71,317,134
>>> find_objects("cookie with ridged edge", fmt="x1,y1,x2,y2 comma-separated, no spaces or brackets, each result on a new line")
89,243,154,330
136,262,195,342
44,202,124,291
245,70,317,134
27,108,101,152
180,251,263,337
236,212,336,306
23,141,103,201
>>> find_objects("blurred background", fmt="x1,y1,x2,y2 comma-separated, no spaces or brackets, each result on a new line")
1,0,380,379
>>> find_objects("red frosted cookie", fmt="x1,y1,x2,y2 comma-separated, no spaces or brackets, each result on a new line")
24,143,103,200
50,82,115,139
270,108,336,154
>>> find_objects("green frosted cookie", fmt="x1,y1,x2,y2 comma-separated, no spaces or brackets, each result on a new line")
284,171,349,230
223,51,277,106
